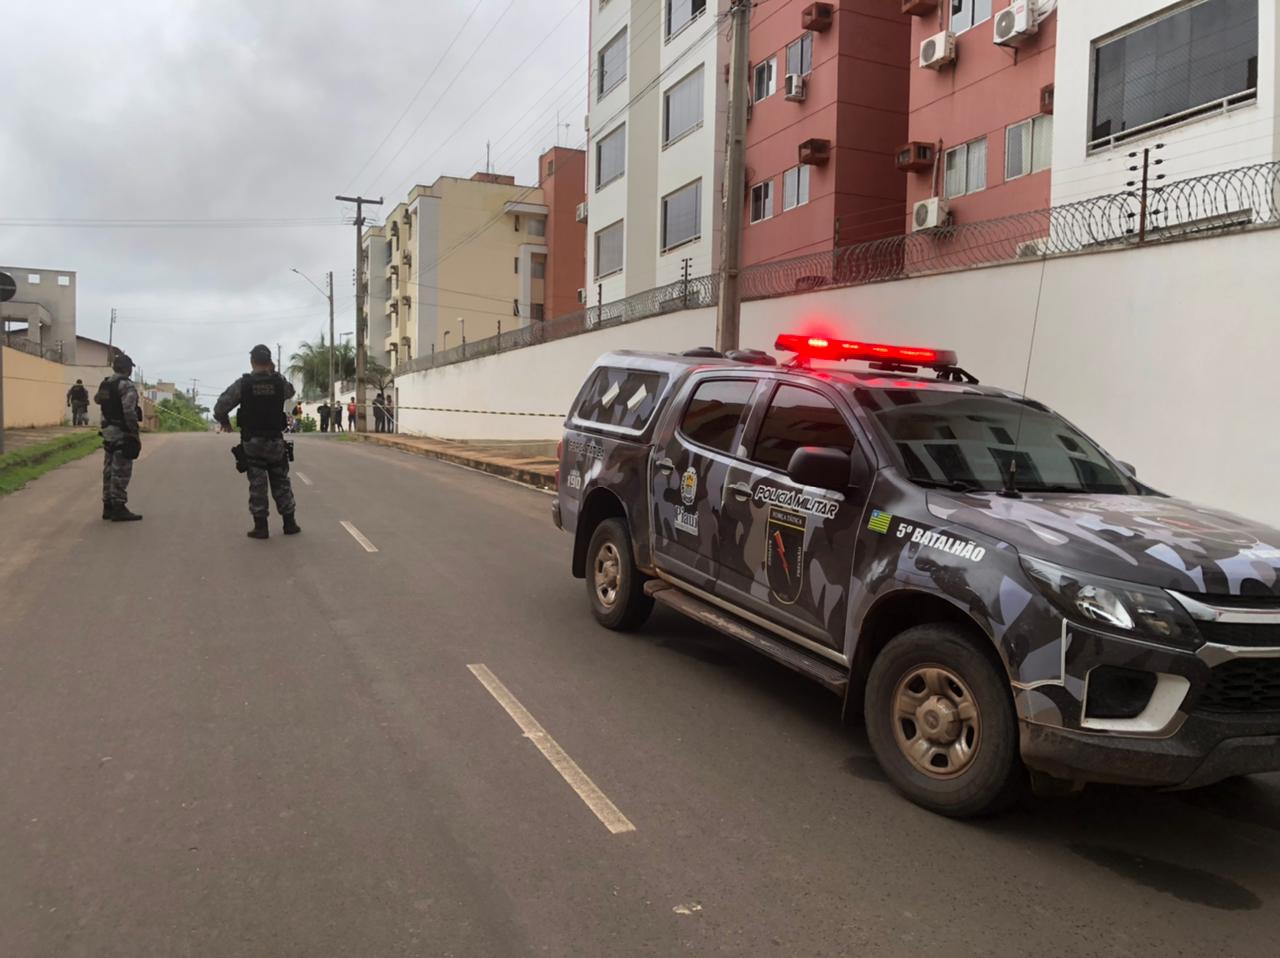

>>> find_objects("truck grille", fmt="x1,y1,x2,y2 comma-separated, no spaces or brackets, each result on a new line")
1197,659,1280,714
1195,620,1280,648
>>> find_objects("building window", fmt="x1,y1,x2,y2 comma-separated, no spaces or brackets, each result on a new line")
782,165,810,211
950,0,992,35
1006,115,1054,180
661,180,701,251
513,215,521,231
596,124,626,189
786,34,813,77
750,181,774,222
663,67,704,145
27,273,40,284
528,217,546,237
595,220,624,278
666,0,707,39
753,57,777,101
532,258,546,279
598,27,627,98
514,257,520,274
531,303,545,321
57,275,71,286
1090,0,1258,150
944,137,987,198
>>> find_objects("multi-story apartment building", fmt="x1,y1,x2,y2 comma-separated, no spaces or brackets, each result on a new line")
536,146,589,320
1051,0,1272,209
903,1,1058,229
742,1,913,266
585,0,730,304
361,225,391,369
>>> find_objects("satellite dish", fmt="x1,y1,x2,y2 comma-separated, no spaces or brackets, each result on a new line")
0,271,15,303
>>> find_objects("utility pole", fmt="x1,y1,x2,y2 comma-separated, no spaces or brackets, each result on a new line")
108,307,117,358
716,0,751,354
335,194,384,432
276,343,282,370
327,271,335,411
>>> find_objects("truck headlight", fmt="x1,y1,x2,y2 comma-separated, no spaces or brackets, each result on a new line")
1020,557,1200,650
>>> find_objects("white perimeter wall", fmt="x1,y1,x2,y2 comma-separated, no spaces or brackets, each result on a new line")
396,228,1280,528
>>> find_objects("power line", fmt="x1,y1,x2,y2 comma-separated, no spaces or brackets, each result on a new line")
0,217,348,228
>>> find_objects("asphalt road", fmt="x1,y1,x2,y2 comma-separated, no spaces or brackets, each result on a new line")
2,432,1279,957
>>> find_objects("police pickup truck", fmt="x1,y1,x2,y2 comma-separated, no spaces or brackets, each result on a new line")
551,334,1280,816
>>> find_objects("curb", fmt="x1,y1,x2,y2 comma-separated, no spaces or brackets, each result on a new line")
351,433,556,491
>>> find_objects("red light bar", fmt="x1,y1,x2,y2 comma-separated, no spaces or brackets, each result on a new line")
775,334,957,368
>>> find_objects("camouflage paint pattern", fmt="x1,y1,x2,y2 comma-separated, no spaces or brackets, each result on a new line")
556,351,1280,780
99,374,140,505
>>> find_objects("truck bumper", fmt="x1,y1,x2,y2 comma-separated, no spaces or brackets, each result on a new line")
1020,715,1280,789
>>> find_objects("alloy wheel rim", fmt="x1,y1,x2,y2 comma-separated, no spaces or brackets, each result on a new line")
892,665,981,779
594,542,621,608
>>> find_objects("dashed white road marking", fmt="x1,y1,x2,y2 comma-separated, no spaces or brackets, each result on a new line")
340,520,378,553
295,471,314,486
467,664,635,835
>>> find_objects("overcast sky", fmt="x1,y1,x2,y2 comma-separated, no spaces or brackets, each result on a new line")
0,0,589,401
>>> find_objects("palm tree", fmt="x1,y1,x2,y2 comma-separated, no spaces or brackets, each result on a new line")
288,333,337,400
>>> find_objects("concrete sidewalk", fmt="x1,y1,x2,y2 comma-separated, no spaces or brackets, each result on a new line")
350,432,556,490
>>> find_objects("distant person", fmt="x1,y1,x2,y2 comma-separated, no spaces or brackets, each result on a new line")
373,393,385,432
318,400,330,433
213,344,300,540
333,401,344,432
67,379,90,426
94,354,142,521
347,397,357,431
383,394,394,433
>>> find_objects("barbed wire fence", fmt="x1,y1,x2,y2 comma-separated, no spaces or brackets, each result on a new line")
394,159,1280,377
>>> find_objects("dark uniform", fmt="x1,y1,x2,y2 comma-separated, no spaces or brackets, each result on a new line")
95,357,142,521
214,347,300,538
67,381,90,426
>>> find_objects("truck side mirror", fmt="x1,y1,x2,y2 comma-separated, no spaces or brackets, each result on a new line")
788,447,852,493
1118,461,1137,478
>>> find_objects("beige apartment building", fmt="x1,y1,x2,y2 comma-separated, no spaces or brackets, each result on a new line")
366,172,551,370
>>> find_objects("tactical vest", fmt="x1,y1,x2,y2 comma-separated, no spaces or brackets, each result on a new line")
238,373,287,439
97,377,125,425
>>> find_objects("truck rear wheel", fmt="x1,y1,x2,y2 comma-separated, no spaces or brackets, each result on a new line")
865,624,1023,818
586,518,653,631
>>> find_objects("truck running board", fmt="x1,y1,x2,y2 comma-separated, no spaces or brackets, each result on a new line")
645,581,848,695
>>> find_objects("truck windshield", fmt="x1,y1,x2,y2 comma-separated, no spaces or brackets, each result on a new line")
855,388,1137,495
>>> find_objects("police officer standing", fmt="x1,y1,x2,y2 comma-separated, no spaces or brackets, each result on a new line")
67,379,90,426
213,345,301,539
95,354,142,521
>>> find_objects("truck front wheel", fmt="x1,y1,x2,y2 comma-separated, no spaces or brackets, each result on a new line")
586,518,653,631
865,624,1023,817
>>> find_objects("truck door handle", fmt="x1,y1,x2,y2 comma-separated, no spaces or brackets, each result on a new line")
655,458,675,476
729,482,752,501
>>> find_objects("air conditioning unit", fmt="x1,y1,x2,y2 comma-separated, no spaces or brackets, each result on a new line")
801,3,834,32
401,209,412,224
798,138,831,166
784,73,806,102
577,288,587,305
401,250,412,266
993,2,1038,46
902,0,938,15
919,31,956,69
575,201,588,223
1041,83,1055,115
912,196,948,232
895,141,935,173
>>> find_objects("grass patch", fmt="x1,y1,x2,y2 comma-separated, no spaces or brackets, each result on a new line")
0,431,103,495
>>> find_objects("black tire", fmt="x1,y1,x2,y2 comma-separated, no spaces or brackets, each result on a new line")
864,624,1023,818
585,518,653,631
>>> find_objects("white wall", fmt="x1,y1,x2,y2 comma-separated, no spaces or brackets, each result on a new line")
394,227,1280,529
1051,0,1278,207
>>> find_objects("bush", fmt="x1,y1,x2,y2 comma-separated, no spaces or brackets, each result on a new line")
296,415,317,433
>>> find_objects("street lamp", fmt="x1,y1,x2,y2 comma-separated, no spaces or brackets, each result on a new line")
290,267,334,406
458,317,466,357
442,330,451,351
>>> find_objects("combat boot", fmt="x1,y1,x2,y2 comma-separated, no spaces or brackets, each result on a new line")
109,503,142,522
282,513,301,535
247,516,269,539
103,500,112,520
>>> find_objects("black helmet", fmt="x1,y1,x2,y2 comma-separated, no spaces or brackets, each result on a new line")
112,353,134,375
250,344,273,365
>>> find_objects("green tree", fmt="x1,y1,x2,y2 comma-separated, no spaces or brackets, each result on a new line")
288,334,358,400
155,392,210,432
